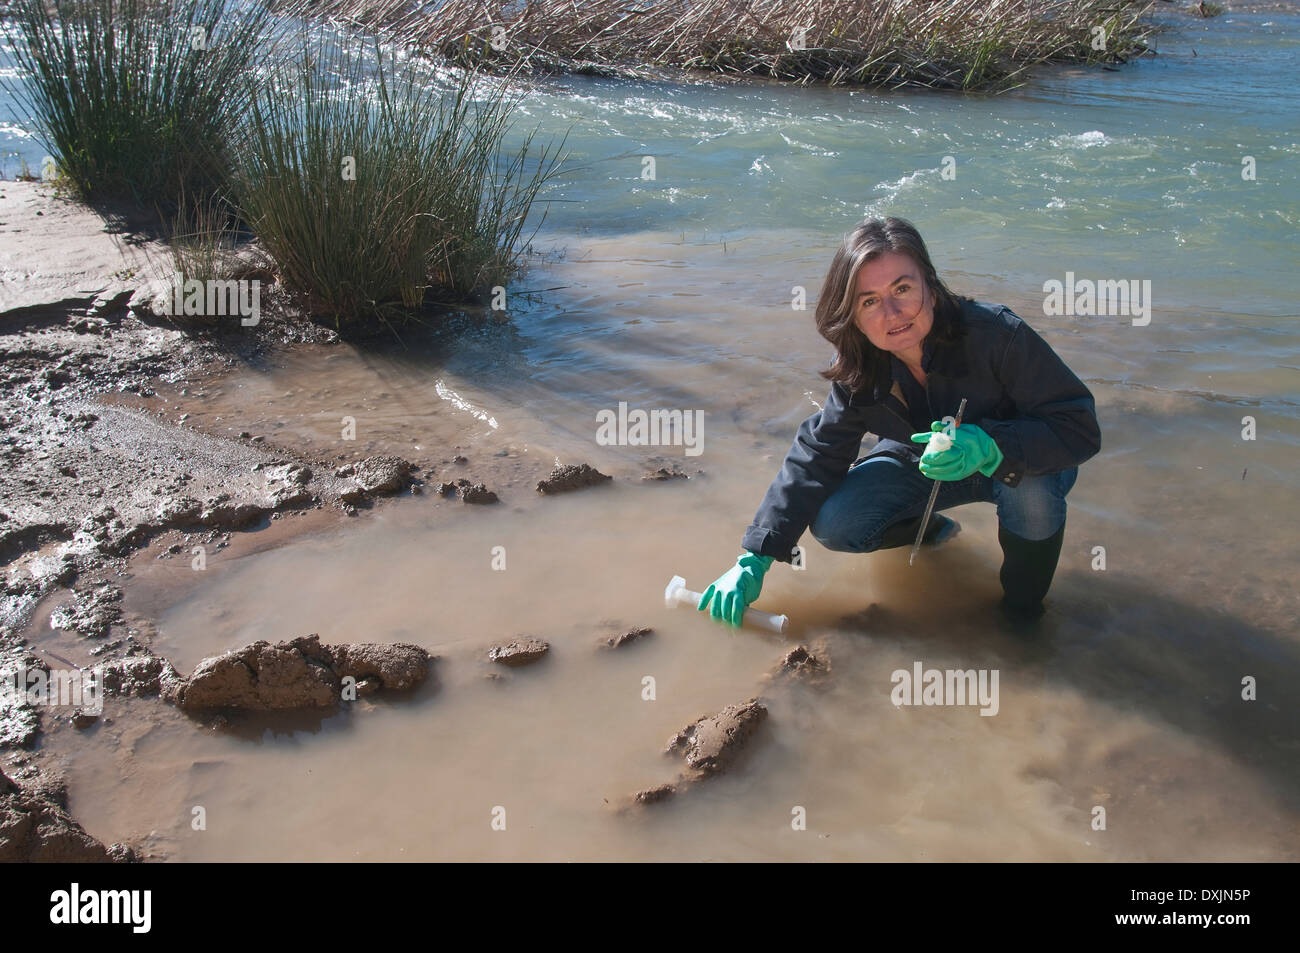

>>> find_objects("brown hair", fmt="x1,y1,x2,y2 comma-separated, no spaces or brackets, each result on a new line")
815,217,966,396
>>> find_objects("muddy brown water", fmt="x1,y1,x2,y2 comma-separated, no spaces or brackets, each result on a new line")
22,229,1299,860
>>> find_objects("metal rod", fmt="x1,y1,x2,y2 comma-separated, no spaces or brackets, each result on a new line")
909,397,967,566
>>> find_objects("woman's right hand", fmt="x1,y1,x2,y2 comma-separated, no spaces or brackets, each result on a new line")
697,551,775,626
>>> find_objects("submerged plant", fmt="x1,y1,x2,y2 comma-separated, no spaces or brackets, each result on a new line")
229,34,565,334
3,0,272,211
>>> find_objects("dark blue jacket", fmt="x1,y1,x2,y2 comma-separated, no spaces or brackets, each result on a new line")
741,298,1101,562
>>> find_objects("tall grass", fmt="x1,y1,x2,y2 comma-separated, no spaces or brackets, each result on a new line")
170,192,242,287
229,35,564,334
291,0,1159,91
3,0,272,209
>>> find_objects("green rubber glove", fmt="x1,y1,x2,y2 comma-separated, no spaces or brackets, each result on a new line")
909,420,1005,481
697,551,774,626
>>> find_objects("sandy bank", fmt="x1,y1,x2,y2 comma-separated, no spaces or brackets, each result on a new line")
0,181,498,856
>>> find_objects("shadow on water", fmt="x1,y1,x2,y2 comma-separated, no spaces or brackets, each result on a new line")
825,569,1300,816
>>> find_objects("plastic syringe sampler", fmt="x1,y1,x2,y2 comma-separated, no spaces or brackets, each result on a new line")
664,575,789,634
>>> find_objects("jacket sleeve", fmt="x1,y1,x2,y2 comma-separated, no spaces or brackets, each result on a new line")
741,381,868,562
978,313,1101,487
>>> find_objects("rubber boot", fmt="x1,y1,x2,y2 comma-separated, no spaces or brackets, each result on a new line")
997,521,1066,623
874,513,960,551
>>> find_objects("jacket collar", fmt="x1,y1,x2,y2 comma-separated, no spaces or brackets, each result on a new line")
872,335,938,403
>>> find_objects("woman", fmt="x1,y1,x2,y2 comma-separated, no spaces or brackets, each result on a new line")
697,217,1101,626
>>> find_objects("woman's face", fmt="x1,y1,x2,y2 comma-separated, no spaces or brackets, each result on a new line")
851,250,934,359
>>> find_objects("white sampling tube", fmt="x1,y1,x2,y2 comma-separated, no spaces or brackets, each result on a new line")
664,575,789,634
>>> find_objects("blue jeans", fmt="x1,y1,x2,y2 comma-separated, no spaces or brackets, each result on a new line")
809,451,1078,552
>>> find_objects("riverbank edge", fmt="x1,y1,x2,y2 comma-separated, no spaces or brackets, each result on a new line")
0,179,506,859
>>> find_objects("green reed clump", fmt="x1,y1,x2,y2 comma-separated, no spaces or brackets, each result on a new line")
3,0,272,210
229,36,564,334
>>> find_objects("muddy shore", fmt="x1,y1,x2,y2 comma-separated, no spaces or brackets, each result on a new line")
0,181,533,856
0,181,440,636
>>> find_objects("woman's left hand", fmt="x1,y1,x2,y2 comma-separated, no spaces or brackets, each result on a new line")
909,421,1005,481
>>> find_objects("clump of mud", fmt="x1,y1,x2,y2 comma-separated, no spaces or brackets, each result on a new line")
536,463,611,495
625,698,769,809
102,653,185,699
642,466,689,480
171,634,432,711
641,455,702,481
88,635,433,713
338,456,412,499
769,644,830,681
0,765,137,862
436,478,499,504
602,625,653,649
487,637,550,666
0,645,41,747
48,584,122,639
633,783,676,804
665,698,768,775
